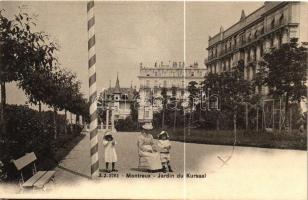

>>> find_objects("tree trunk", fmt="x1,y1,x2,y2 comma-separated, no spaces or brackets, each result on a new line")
53,107,57,139
38,101,42,113
76,114,80,125
245,103,248,130
285,93,289,134
162,107,165,129
1,82,6,121
173,108,177,132
216,112,220,131
70,112,73,133
233,109,237,145
64,110,67,135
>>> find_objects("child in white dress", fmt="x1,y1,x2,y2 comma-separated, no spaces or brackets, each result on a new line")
103,131,118,172
157,131,173,173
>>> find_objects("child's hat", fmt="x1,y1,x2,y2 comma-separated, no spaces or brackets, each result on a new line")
158,131,169,138
142,123,153,130
104,131,113,138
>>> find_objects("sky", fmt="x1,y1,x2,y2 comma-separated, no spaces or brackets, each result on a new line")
2,1,263,107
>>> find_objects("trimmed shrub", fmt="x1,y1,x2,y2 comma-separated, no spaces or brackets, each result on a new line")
115,116,138,131
0,105,82,181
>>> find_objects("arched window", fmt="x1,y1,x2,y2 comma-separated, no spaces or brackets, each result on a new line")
253,47,257,61
271,18,275,29
270,37,274,47
261,27,264,34
254,30,258,39
278,34,283,47
279,14,284,25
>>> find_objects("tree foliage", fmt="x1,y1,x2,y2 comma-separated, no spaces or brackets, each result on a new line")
255,38,307,104
0,9,88,117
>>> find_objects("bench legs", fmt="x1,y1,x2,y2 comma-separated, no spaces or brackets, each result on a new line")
20,175,56,193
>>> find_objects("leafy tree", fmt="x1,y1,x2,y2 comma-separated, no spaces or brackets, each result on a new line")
255,38,307,125
0,9,88,138
187,81,199,108
202,61,254,134
0,10,57,120
130,90,139,126
171,86,177,98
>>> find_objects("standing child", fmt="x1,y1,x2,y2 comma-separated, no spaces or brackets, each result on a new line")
103,131,118,172
157,131,173,173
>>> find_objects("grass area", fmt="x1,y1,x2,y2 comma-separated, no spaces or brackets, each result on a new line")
148,128,307,150
39,133,86,171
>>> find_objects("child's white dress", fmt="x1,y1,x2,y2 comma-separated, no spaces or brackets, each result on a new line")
103,139,118,163
157,140,171,163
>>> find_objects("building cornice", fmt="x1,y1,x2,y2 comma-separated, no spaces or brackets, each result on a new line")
207,2,289,49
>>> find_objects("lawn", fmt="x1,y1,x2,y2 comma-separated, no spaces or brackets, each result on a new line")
148,128,307,150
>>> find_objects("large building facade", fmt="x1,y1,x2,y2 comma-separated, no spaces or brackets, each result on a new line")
206,2,307,92
138,61,207,103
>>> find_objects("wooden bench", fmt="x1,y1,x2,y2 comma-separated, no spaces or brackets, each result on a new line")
12,152,56,191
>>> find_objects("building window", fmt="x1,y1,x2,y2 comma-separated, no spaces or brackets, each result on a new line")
146,80,150,87
252,65,256,79
191,72,194,77
155,71,158,76
155,80,158,87
145,111,149,118
260,43,264,57
270,37,274,47
163,80,167,88
279,14,284,25
246,67,250,80
271,19,275,29
278,34,283,47
261,27,264,34
241,35,244,44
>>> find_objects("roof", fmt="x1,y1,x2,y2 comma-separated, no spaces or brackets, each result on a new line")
208,2,285,47
102,87,136,102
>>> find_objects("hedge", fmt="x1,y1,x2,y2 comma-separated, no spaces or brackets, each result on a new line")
0,105,83,181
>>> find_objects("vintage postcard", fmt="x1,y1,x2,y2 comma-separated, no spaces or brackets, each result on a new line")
0,1,307,199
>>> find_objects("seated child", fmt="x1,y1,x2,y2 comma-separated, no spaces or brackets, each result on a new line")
102,131,118,172
157,131,173,173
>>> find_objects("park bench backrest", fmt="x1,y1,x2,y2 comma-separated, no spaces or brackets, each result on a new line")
12,152,37,171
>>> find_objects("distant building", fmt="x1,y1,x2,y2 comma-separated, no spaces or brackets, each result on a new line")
100,74,136,120
138,61,207,105
206,2,308,94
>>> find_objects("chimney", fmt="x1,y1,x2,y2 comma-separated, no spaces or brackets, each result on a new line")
240,9,246,21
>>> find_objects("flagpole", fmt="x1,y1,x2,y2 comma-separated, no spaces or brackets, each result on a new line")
87,0,99,178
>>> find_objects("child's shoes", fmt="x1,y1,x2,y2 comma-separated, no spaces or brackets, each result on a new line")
168,165,173,172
